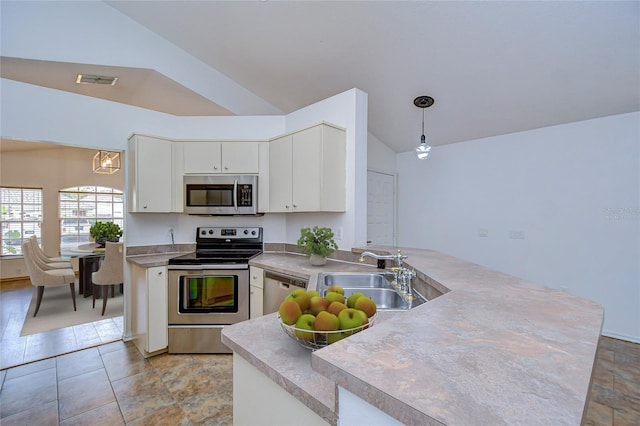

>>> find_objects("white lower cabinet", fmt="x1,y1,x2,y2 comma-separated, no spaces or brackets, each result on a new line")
130,264,168,356
249,266,264,318
233,354,329,426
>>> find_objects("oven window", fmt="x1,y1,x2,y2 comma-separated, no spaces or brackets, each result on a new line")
187,185,234,207
179,275,238,313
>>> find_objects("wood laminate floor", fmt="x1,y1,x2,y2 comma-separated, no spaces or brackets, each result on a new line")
1,280,638,425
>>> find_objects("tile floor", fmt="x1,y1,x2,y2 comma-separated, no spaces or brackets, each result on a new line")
1,280,639,425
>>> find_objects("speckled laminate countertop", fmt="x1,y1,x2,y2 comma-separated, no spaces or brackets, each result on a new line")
222,248,604,425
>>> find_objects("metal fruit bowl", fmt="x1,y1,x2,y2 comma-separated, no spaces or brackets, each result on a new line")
278,312,377,351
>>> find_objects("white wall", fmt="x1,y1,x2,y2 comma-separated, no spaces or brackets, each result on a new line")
396,112,640,342
368,132,396,174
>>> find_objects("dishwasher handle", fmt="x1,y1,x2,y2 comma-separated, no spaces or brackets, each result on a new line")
264,271,307,289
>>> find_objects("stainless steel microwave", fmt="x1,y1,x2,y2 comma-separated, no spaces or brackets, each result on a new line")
184,175,259,215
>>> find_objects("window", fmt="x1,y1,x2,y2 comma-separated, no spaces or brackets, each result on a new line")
1,187,43,256
59,186,123,252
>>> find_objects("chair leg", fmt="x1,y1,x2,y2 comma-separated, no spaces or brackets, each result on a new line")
34,286,44,317
69,282,77,311
102,285,108,316
92,284,96,309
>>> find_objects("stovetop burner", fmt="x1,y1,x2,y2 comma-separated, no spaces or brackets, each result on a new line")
168,226,263,266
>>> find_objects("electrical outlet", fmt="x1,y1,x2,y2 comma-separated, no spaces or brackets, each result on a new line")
478,228,489,237
509,230,525,239
334,227,343,240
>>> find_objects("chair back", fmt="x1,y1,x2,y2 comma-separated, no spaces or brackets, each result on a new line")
92,242,124,285
21,241,72,286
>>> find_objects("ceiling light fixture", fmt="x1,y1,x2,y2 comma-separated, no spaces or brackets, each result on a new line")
76,74,118,85
414,95,435,160
92,150,121,174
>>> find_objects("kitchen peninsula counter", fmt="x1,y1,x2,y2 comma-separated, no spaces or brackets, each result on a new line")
223,248,604,425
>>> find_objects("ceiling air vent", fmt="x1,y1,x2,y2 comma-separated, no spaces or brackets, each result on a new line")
76,74,118,85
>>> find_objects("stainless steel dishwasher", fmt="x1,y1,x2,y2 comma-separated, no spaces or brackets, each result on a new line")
263,271,307,315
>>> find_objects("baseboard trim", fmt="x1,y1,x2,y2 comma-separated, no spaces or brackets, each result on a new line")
602,330,640,344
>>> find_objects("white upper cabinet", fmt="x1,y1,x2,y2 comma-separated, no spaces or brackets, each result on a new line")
183,141,259,174
128,134,175,213
269,123,346,213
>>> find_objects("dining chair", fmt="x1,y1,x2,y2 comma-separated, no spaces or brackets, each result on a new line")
28,236,72,267
21,241,77,317
91,241,123,316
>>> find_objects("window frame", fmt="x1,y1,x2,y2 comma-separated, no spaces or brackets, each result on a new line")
1,186,43,257
59,186,123,252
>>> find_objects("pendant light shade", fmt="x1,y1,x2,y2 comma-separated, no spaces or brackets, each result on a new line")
414,96,434,160
93,150,121,174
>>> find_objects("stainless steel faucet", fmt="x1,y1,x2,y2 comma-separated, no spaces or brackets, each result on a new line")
359,250,415,298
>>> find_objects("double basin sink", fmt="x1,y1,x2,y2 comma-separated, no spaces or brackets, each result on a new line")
317,272,426,311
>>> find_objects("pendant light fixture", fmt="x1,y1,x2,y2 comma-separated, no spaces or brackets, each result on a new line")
92,150,121,174
414,95,434,160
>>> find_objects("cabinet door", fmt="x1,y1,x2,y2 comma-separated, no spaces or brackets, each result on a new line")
292,126,322,212
183,141,222,173
222,142,259,174
249,267,264,318
269,135,293,212
146,266,168,353
129,135,173,212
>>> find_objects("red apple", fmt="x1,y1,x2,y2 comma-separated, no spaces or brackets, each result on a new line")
354,296,377,318
327,301,348,316
326,285,344,295
278,299,302,325
285,288,311,312
314,311,340,332
308,296,330,315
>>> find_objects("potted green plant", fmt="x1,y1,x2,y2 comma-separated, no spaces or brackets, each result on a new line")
90,221,123,247
297,226,338,266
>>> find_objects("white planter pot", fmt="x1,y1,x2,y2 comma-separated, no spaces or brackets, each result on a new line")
309,254,327,266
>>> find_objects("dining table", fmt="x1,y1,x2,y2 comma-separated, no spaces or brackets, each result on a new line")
65,243,106,298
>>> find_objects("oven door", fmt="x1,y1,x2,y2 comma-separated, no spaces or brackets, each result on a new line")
168,267,249,326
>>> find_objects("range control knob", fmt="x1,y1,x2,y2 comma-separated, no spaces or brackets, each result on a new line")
251,230,257,235
208,229,214,234
244,229,249,235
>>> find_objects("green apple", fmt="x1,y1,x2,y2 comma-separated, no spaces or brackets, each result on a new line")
314,311,340,331
326,285,344,295
346,292,364,308
324,291,345,305
354,296,377,318
278,299,302,325
294,313,316,341
306,290,319,298
326,331,347,344
308,295,330,315
338,308,364,333
327,301,348,316
285,288,311,312
355,309,368,326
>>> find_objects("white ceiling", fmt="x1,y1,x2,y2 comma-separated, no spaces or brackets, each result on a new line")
3,1,639,154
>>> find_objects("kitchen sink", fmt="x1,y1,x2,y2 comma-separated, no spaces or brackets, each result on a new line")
317,272,395,289
317,272,426,310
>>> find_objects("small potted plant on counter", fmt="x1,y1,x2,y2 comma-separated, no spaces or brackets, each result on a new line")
90,221,123,247
297,226,338,266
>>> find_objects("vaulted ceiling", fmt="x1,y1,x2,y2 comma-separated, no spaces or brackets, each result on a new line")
2,1,639,153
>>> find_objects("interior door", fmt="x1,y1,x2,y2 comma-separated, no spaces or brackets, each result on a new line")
367,170,395,245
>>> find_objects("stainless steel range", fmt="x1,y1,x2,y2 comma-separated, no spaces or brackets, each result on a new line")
167,226,262,353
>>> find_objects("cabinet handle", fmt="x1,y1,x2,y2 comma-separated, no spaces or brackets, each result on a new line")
214,166,218,170
285,205,290,209
224,166,229,170
143,205,148,209
293,204,298,208
157,271,163,275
